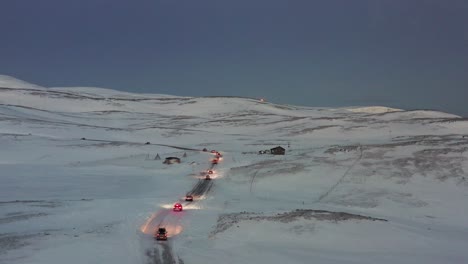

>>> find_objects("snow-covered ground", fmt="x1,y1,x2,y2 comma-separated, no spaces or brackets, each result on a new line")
1,75,467,264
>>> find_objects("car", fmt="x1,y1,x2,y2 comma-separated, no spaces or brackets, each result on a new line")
155,227,167,240
210,150,217,153
145,142,151,145
216,152,222,157
202,148,208,152
205,175,211,180
185,195,193,201
212,159,218,164
207,170,214,174
173,203,183,211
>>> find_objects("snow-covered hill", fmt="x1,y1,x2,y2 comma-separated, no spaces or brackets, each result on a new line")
0,75,44,89
1,75,467,264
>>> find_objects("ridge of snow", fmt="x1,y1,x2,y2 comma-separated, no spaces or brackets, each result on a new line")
49,87,187,99
346,106,403,114
0,75,462,120
0,75,44,89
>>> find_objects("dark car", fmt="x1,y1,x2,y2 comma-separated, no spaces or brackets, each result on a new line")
205,174,211,180
185,195,193,201
155,227,167,240
202,148,208,152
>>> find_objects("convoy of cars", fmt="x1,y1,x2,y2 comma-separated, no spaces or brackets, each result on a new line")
156,150,222,240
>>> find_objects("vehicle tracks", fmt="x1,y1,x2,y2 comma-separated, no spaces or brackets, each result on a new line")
146,241,178,264
316,145,363,202
144,152,219,264
188,179,214,197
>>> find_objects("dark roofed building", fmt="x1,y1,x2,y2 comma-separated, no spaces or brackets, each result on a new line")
270,146,285,155
163,157,181,164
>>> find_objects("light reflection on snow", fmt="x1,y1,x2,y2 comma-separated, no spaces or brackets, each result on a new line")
139,208,185,237
183,203,202,210
165,223,183,238
160,203,175,209
140,211,161,234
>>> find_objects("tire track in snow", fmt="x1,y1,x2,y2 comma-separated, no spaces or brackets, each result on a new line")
145,154,218,264
144,209,182,264
187,162,217,197
316,145,363,202
249,170,259,193
188,180,214,197
146,241,178,264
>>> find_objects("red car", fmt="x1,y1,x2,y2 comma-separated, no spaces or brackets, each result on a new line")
212,159,218,164
185,195,193,202
155,227,167,240
173,203,183,211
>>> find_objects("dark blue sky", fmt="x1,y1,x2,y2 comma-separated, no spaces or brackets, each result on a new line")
1,0,467,116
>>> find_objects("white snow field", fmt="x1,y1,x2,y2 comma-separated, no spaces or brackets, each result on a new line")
1,75,467,264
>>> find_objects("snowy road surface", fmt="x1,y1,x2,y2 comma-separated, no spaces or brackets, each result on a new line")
140,154,219,264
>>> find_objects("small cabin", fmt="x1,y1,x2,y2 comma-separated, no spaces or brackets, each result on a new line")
163,157,181,164
270,146,285,155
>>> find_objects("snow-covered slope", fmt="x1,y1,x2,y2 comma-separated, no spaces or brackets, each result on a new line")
1,76,467,264
0,75,44,89
49,86,183,99
346,106,403,114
